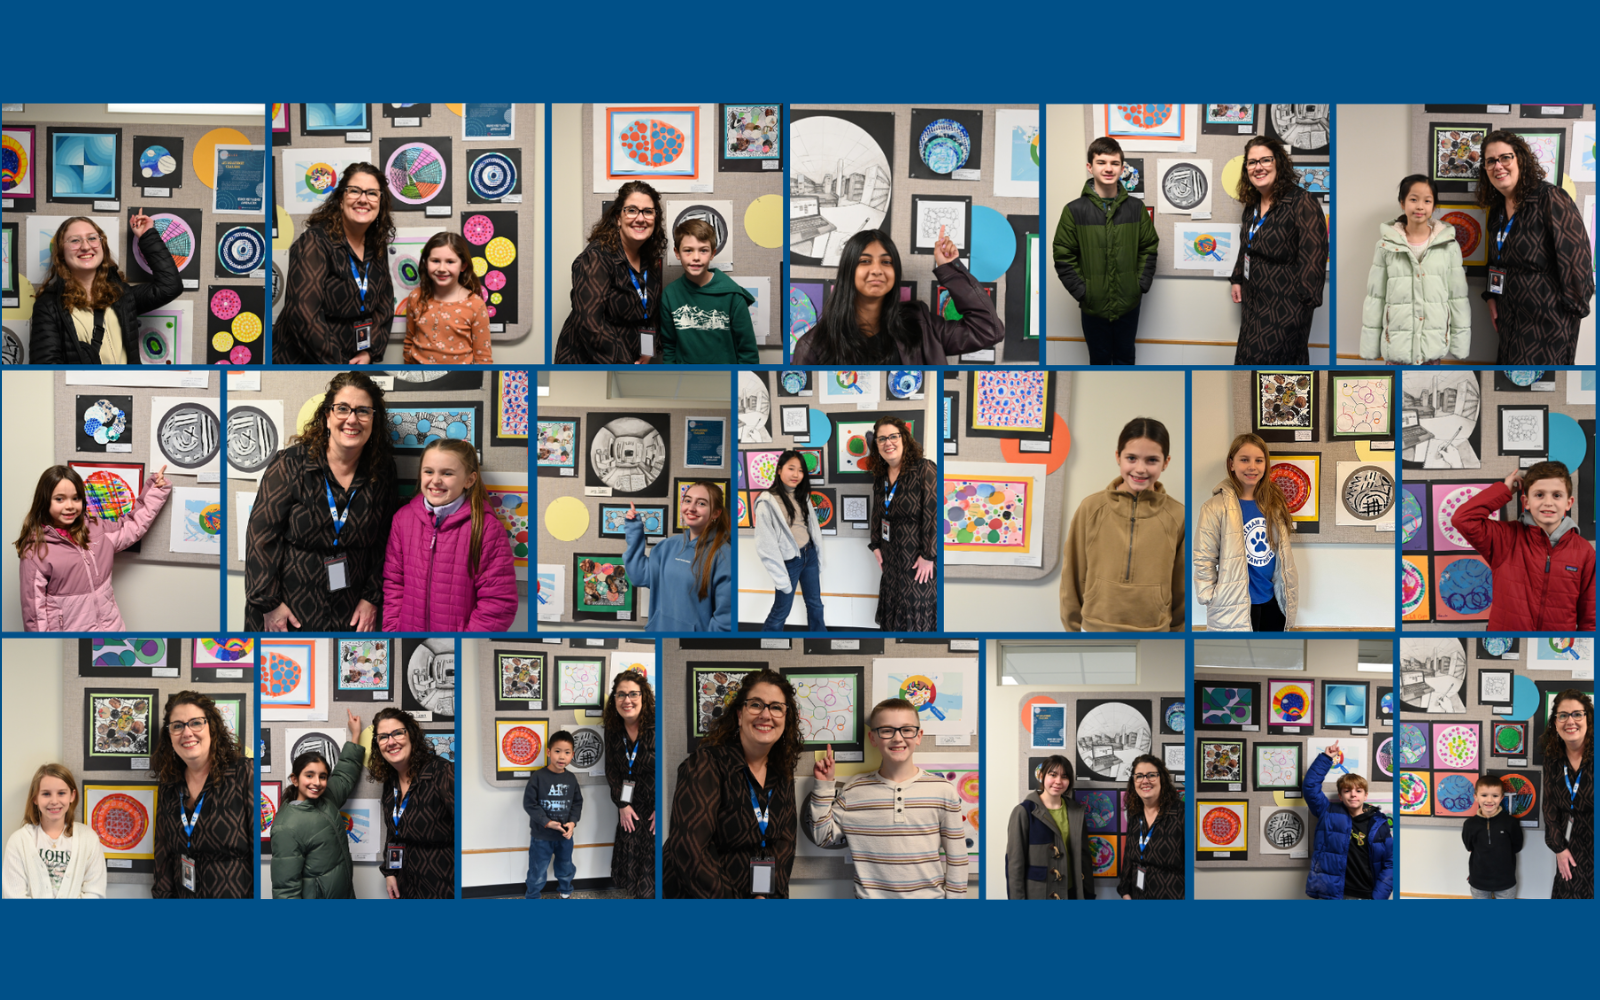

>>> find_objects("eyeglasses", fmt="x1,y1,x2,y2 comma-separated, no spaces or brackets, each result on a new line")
1485,153,1518,169
744,699,787,718
375,729,408,745
331,403,375,421
345,187,383,203
621,206,657,220
876,433,902,444
1133,772,1161,782
871,725,921,740
64,235,102,249
614,691,642,702
1555,711,1588,723
1246,156,1275,169
168,718,209,734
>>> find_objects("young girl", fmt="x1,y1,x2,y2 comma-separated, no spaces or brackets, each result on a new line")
2,763,107,898
270,709,366,898
1059,418,1185,632
622,482,731,631
402,231,492,364
1360,174,1472,364
382,438,517,631
14,463,170,631
754,450,826,631
1194,433,1299,631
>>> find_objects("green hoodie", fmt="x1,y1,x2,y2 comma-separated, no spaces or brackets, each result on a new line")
659,269,760,364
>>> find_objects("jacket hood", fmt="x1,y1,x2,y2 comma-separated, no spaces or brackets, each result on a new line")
1079,176,1130,210
685,268,756,304
1520,509,1580,545
1211,477,1241,500
400,491,474,529
1377,219,1457,252
1104,477,1175,514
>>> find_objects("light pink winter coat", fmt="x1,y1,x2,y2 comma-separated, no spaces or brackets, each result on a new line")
18,481,170,631
382,493,518,632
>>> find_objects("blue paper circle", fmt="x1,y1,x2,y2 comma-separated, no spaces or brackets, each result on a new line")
968,206,1016,282
1548,411,1587,474
1499,673,1541,720
807,408,832,446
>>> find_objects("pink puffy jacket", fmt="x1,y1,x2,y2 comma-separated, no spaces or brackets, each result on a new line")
18,481,170,632
382,493,518,632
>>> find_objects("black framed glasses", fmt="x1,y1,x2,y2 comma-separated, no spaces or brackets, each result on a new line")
745,699,786,718
871,725,921,740
621,206,657,220
614,691,642,701
1485,153,1518,169
1133,771,1161,782
168,718,209,734
1246,156,1275,169
375,729,408,745
1555,710,1588,723
331,403,375,422
345,186,382,202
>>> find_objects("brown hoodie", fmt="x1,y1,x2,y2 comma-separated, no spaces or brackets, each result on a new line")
1059,478,1185,632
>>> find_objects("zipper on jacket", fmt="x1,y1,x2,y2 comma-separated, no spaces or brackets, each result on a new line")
426,527,437,631
1125,491,1139,581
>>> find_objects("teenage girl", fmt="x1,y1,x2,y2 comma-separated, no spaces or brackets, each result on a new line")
1059,418,1185,632
1360,174,1471,364
382,439,518,631
754,450,826,631
622,482,732,631
14,463,170,631
2,764,106,898
402,232,492,364
270,709,366,898
1194,433,1299,631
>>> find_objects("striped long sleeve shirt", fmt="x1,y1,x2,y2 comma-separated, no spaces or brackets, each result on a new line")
803,768,969,898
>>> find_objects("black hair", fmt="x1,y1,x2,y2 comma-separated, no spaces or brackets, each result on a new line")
763,449,813,525
1037,754,1075,791
1394,174,1438,226
1086,136,1124,164
548,730,575,750
283,751,331,804
808,229,918,363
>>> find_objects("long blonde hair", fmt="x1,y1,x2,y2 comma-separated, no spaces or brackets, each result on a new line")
420,438,490,576
1226,433,1291,551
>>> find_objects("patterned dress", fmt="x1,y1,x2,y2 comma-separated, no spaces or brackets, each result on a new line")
1117,806,1185,899
869,456,938,632
381,756,455,899
1483,181,1595,364
1544,753,1594,899
1230,184,1328,364
664,744,797,898
604,720,656,898
277,225,394,363
244,442,398,631
151,759,254,898
403,293,493,364
554,242,662,364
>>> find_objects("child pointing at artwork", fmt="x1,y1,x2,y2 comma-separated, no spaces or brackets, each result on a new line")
14,463,170,631
1302,741,1393,900
1462,775,1523,898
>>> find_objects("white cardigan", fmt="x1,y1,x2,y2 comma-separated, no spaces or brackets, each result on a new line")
2,824,108,899
753,489,823,592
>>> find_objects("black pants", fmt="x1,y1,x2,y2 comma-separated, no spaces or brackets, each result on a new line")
1251,599,1286,632
1081,303,1141,365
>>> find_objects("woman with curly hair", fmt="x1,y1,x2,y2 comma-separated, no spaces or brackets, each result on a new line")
664,669,799,897
1120,753,1184,899
555,181,664,364
369,707,454,899
1478,130,1594,364
1542,689,1593,899
868,415,937,632
1228,135,1329,364
277,162,397,363
150,692,253,898
603,669,655,898
244,370,398,631
29,213,182,363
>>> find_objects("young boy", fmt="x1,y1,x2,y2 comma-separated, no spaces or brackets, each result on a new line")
1052,136,1160,366
1462,775,1523,898
523,730,583,899
801,698,969,898
1302,743,1393,899
1452,461,1595,631
658,217,759,364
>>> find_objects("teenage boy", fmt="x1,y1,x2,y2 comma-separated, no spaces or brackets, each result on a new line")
523,731,582,899
1302,742,1394,900
658,217,759,364
1052,136,1159,366
801,698,969,898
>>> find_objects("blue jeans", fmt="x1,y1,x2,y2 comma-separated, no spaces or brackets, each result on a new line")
763,542,825,630
525,835,575,898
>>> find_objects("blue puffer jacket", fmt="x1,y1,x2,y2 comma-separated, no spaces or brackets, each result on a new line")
1303,751,1393,900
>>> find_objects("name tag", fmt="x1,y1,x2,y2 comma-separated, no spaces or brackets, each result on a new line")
181,854,196,892
639,327,656,358
1487,267,1506,295
880,521,891,542
620,781,635,804
325,555,349,591
354,322,373,351
1136,868,1145,891
1242,254,1250,281
750,858,774,896
387,845,405,871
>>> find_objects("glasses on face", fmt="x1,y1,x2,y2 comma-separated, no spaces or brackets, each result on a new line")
168,717,209,734
872,725,921,740
621,206,657,220
375,730,408,746
876,433,902,444
345,187,382,203
1555,711,1588,723
1133,772,1161,783
744,699,787,718
331,403,375,422
614,691,642,702
64,235,103,250
1246,156,1275,169
1486,153,1518,169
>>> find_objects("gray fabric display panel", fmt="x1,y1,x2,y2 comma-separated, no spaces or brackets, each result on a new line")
945,369,1071,580
475,638,625,791
52,371,220,566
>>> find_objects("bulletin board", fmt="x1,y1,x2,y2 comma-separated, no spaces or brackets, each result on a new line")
661,639,981,885
52,370,220,566
789,104,1041,365
4,110,266,365
1400,369,1594,630
945,369,1071,581
271,103,540,351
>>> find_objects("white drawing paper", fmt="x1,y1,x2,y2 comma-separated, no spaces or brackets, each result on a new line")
280,147,372,215
168,486,221,555
536,563,566,622
1172,221,1241,273
729,275,771,345
1094,104,1199,153
993,108,1040,199
870,657,979,736
1155,158,1214,216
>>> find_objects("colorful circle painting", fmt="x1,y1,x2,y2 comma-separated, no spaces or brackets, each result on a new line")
92,793,148,851
2,132,28,191
1272,683,1310,723
1434,723,1479,769
1375,736,1394,778
809,490,834,529
618,118,686,167
1499,773,1537,818
1398,772,1428,811
1438,557,1492,615
1493,723,1524,754
918,118,972,174
463,214,495,245
501,725,542,766
1400,491,1423,544
131,213,198,275
1401,560,1426,617
218,225,266,274
201,637,252,662
944,479,1025,547
1201,806,1241,846
93,638,166,666
1164,700,1185,734
1080,791,1116,830
1482,637,1515,656
1088,835,1117,875
199,502,223,535
211,288,242,321
1436,485,1491,548
1397,723,1428,766
1436,773,1476,814
261,650,303,698
789,286,819,343
260,792,276,837
485,236,516,268
304,162,338,197
83,470,136,519
780,371,807,394
384,141,448,205
139,143,178,178
1503,370,1543,387
1269,463,1311,513
1439,210,1481,258
82,398,127,445
1117,105,1174,130
468,151,517,200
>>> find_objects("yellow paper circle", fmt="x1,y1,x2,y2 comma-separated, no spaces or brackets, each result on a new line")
4,274,36,321
544,496,590,542
297,391,327,436
1221,155,1245,202
446,104,465,116
472,256,489,277
232,312,262,342
1272,791,1304,807
273,206,296,250
212,331,235,351
744,194,783,248
491,292,503,305
192,127,252,189
1562,175,1578,201
485,236,516,267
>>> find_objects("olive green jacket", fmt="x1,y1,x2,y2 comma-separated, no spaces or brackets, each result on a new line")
270,741,366,898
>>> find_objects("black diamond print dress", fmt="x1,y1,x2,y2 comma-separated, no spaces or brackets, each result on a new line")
605,719,656,898
1230,184,1329,364
1483,181,1594,365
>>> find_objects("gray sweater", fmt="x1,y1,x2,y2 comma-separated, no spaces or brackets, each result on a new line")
523,768,584,840
753,488,824,593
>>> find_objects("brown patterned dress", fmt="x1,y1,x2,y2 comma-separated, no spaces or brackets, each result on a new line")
869,456,938,632
151,759,254,898
1483,181,1594,364
605,720,656,898
1544,753,1594,899
276,225,394,363
1117,807,1185,899
381,756,455,899
664,744,797,898
1230,183,1329,364
554,242,662,364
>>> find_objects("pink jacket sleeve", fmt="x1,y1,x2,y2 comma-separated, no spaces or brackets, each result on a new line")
466,523,519,631
381,512,407,632
102,481,171,552
18,545,50,632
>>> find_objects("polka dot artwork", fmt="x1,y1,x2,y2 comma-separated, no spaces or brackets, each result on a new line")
463,214,495,245
1199,805,1243,849
139,143,177,179
232,312,262,342
81,397,128,446
1435,484,1497,550
1271,463,1311,512
261,649,303,698
1433,723,1479,770
211,289,241,321
92,793,149,851
218,225,266,275
207,285,265,364
618,118,686,168
485,236,516,268
943,475,1031,552
501,725,542,766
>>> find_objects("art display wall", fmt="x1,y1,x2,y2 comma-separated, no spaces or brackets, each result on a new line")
662,638,980,895
788,104,1040,365
1400,369,1594,630
2,106,266,365
271,103,543,361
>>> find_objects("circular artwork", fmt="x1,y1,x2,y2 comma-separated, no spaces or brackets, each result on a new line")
1374,736,1395,778
1401,560,1426,617
291,730,340,766
1436,773,1476,814
502,725,542,766
1382,691,1394,714
1397,723,1428,766
485,236,516,269
747,452,779,489
1119,160,1141,194
1434,723,1479,769
735,492,748,525
1088,835,1117,876
133,213,196,274
1438,557,1492,615
1263,808,1306,850
618,117,685,167
790,116,891,261
4,326,25,364
82,397,127,445
1076,702,1151,781
261,649,302,697
1437,485,1491,548
260,792,277,838
1117,105,1174,130
918,118,971,174
1164,700,1186,734
888,370,923,399
1504,370,1543,387
674,204,730,256
484,270,506,291
211,288,241,321
385,142,448,205
139,143,178,179
809,490,834,529
1494,724,1524,753
1439,210,1482,258
738,370,771,444
218,225,266,274
233,312,262,343
944,479,1024,546
83,469,136,519
1201,806,1241,846
1400,490,1424,544
1080,791,1116,830
157,402,221,470
1340,464,1395,521
463,214,495,246
468,151,517,200
92,792,149,851
1499,773,1537,818
201,637,251,662
789,286,819,343
407,639,455,716
1269,463,1310,513
1272,683,1311,724
271,260,284,308
697,670,745,731
1398,772,1429,812
304,162,338,197
2,132,28,191
589,416,666,493
779,371,807,395
1161,161,1208,211
1482,637,1515,656
571,729,604,770
228,405,280,475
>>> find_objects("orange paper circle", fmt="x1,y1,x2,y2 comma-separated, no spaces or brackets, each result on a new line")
192,127,251,189
999,413,1071,475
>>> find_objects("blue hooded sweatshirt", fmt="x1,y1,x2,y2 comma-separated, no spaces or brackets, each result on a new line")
1302,751,1394,899
623,517,731,632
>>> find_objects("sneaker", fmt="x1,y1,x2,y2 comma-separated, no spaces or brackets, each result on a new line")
559,893,572,899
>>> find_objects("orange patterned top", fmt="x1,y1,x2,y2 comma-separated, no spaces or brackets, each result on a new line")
402,291,493,364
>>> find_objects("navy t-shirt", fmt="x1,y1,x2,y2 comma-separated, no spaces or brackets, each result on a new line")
1238,499,1277,604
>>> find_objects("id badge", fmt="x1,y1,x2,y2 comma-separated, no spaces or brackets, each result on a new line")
1487,267,1506,294
750,858,774,896
1136,868,1146,891
387,845,405,871
1242,254,1250,281
354,322,374,351
325,555,349,592
182,854,196,892
880,520,891,542
639,327,656,358
620,780,635,804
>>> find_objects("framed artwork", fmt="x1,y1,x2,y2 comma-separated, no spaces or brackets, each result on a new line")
1478,668,1514,706
423,732,455,763
465,147,522,204
1511,128,1566,187
495,718,548,777
966,370,1054,440
1433,721,1482,771
1400,637,1469,713
1397,721,1431,770
1095,104,1198,152
942,464,1038,556
386,400,483,454
127,208,202,283
1321,680,1370,731
209,692,247,748
573,552,636,621
743,449,783,491
1198,737,1245,791
909,107,984,179
1427,481,1504,536
809,488,837,531
1402,553,1431,622
259,639,319,714
1265,105,1330,155
779,664,865,755
1195,681,1260,731
789,109,895,268
1489,721,1529,758
554,655,606,711
493,369,529,446
192,636,254,673
1087,834,1121,878
586,412,670,497
1076,789,1120,834
718,104,781,172
1270,454,1320,530
1195,799,1248,857
1377,685,1395,724
1252,742,1303,791
683,414,726,469
1202,103,1257,135
1434,771,1481,817
1430,122,1491,192
597,105,709,189
78,637,178,677
675,478,731,532
83,689,160,770
839,494,870,525
333,639,391,701
685,661,761,739
1266,678,1314,733
2,125,37,208
1434,553,1493,622
737,372,773,446
536,417,580,477
1478,637,1520,659
299,103,370,138
76,394,134,453
1259,806,1309,856
796,447,825,482
776,370,811,397
377,135,453,213
48,126,122,204
1373,733,1395,782
1306,737,1370,787
1434,204,1489,271
736,490,754,530
260,781,280,846
483,473,530,580
1400,482,1428,551
1398,770,1432,816
886,370,925,401
1485,770,1540,824
1253,371,1318,442
494,648,546,711
1074,699,1153,782
1159,697,1185,736
83,780,159,871
909,193,972,255
943,390,959,454
598,503,667,539
828,410,921,482
1327,372,1395,439
400,637,455,720
1163,741,1186,777
779,404,809,436
1498,404,1548,456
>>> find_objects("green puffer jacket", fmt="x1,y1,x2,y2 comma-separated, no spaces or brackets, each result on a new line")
1359,220,1471,364
1052,179,1159,321
270,741,367,898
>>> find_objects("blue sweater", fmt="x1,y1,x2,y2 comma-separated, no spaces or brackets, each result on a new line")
1302,751,1394,899
623,518,731,632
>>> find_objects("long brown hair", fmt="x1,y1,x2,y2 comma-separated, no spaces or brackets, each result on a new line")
684,481,731,601
306,163,396,254
1235,136,1299,212
602,668,655,739
151,691,240,784
1541,689,1594,764
701,668,802,780
13,465,91,560
1226,433,1291,551
365,707,438,784
419,438,490,576
1123,753,1183,828
867,416,923,476
1476,129,1548,210
23,763,79,836
290,370,394,475
406,231,483,324
47,217,124,311
588,180,667,267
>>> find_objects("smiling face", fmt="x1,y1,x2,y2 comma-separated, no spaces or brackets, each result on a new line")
169,701,211,767
613,679,643,723
342,169,383,230
1523,476,1574,531
325,385,375,454
34,775,75,829
1476,782,1504,817
1041,764,1071,799
375,718,411,770
1484,141,1520,195
868,707,923,765
1555,698,1589,747
1246,144,1278,191
425,245,464,294
618,191,657,247
777,456,806,489
739,681,787,750
1088,151,1124,191
853,240,895,301
50,478,84,529
61,220,105,274
1403,180,1436,227
676,233,714,277
420,446,475,507
1230,443,1268,492
1117,436,1169,493
681,484,715,534
1132,763,1162,804
874,420,905,467
1340,782,1368,815
293,760,330,801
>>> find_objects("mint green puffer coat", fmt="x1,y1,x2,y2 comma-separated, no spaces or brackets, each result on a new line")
1360,220,1471,364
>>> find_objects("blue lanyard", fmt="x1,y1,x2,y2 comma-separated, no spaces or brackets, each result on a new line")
626,265,650,319
1495,215,1515,261
391,784,412,837
746,777,771,849
1566,765,1583,808
883,478,898,511
324,477,359,548
179,790,206,850
347,253,371,310
625,735,640,775
1138,816,1154,856
1247,208,1268,249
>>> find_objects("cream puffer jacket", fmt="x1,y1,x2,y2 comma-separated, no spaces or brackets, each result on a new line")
1359,220,1472,364
1194,477,1298,631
